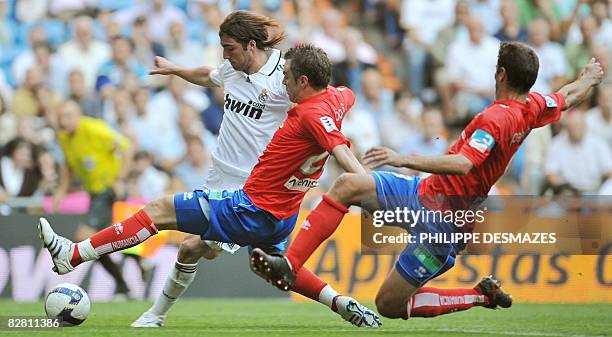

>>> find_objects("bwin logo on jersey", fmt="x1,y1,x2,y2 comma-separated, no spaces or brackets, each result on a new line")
225,94,265,120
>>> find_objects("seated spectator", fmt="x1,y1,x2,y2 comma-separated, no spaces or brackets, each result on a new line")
131,150,170,201
528,18,567,93
331,28,377,93
175,136,211,190
0,138,41,201
12,26,48,86
440,15,498,121
0,93,16,146
400,0,456,96
58,16,111,91
97,36,148,87
164,21,205,68
12,66,61,118
469,0,502,35
200,87,224,135
431,0,470,68
310,9,348,64
566,15,599,80
586,81,612,147
545,112,612,195
67,69,99,119
401,108,448,159
114,0,187,44
131,15,165,69
516,0,563,41
379,92,422,150
0,1,12,46
35,147,59,196
494,0,528,42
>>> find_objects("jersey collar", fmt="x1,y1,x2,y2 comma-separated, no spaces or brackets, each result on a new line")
257,49,282,76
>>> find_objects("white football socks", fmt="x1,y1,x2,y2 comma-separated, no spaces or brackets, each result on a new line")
150,261,197,317
318,284,340,308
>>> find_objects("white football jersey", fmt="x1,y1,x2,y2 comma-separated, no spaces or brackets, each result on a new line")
209,48,290,179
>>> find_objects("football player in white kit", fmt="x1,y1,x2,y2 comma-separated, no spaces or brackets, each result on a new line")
131,11,377,328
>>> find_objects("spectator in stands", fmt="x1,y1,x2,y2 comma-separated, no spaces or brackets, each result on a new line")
97,36,147,87
53,99,133,298
400,0,455,96
35,147,59,196
67,69,99,119
200,87,224,135
401,108,448,159
516,0,563,41
0,138,41,202
528,18,567,93
131,16,165,69
379,92,422,150
440,15,499,121
12,66,60,118
164,21,206,68
131,150,169,201
0,1,12,46
0,93,16,146
469,0,502,35
310,9,347,64
545,112,612,195
175,136,211,190
58,16,111,91
586,81,612,147
15,0,47,23
12,26,48,86
331,27,377,93
566,15,598,79
31,43,69,95
495,0,528,42
431,0,470,68
114,0,187,44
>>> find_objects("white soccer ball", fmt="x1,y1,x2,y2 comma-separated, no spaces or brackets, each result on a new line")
44,283,90,326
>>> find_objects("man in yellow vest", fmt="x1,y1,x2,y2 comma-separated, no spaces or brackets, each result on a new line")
53,99,134,298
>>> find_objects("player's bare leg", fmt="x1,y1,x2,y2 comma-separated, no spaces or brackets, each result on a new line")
375,268,512,319
39,195,178,275
132,235,221,327
250,173,382,327
251,173,378,290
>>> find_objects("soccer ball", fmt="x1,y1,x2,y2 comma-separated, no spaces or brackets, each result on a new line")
44,283,90,326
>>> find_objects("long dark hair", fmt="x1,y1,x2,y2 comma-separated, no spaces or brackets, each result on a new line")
219,11,286,49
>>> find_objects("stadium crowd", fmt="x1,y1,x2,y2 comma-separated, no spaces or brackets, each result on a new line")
0,0,611,215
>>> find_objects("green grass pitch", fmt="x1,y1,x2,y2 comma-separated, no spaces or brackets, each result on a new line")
0,299,610,337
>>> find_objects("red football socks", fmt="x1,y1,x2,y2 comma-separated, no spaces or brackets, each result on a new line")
292,267,328,302
404,287,489,319
286,195,348,273
71,209,158,266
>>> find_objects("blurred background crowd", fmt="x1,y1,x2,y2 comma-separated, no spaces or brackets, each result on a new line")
0,0,611,216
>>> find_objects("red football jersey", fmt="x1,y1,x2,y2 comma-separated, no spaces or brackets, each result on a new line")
419,92,566,207
243,86,354,219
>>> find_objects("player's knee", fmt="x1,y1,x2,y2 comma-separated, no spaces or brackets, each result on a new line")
375,291,405,319
143,195,175,224
330,173,364,204
178,237,220,263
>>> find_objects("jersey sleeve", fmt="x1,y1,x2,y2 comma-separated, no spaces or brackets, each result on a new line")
338,86,356,110
458,114,500,167
529,92,566,128
209,60,231,87
301,109,350,153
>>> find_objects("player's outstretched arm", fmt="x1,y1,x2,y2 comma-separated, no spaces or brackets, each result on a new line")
363,147,473,175
149,56,218,88
331,144,368,174
558,57,604,110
